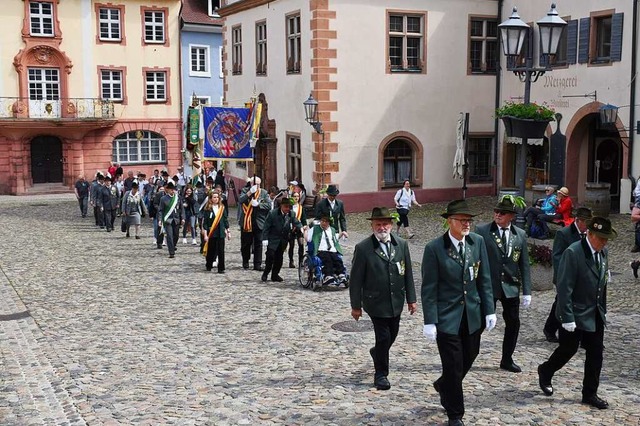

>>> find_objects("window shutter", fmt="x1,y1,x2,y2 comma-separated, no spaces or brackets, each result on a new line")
566,19,578,64
578,17,590,64
611,13,624,62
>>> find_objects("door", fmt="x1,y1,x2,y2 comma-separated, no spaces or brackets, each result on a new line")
28,67,61,118
31,136,63,183
594,137,621,197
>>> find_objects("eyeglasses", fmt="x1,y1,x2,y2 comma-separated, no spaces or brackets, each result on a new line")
450,217,474,225
494,210,509,216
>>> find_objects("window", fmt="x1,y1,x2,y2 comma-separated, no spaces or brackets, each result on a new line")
580,12,624,64
287,134,301,182
197,96,211,106
387,12,425,73
232,25,242,75
190,45,210,77
256,21,267,75
383,139,413,185
30,1,54,37
100,70,123,101
469,17,497,74
467,136,493,182
112,131,167,164
28,68,60,100
98,7,121,41
144,10,165,44
208,0,220,17
594,16,612,62
145,71,167,102
286,14,301,74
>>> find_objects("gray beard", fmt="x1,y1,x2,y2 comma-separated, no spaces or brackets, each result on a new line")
374,230,390,241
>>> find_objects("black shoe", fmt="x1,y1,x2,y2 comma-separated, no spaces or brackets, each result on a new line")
169,254,175,259
157,245,162,249
582,394,609,409
544,329,559,343
433,380,440,394
261,272,268,282
272,275,284,282
448,419,465,426
538,365,553,396
243,263,249,270
135,236,140,240
500,360,522,373
632,246,640,253
218,270,225,274
206,266,212,271
374,375,390,391
126,232,130,238
632,260,640,278
253,266,264,271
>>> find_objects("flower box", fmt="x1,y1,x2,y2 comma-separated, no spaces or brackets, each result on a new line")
501,116,551,139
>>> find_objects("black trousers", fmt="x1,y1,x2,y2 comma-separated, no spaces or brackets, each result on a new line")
94,205,103,226
264,241,287,278
287,234,304,265
164,221,179,256
539,314,605,398
495,296,520,363
544,296,561,336
205,237,225,272
241,230,263,267
317,251,344,277
370,316,401,378
102,209,116,231
435,311,482,421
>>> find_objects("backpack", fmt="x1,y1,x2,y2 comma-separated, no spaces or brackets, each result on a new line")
529,222,545,239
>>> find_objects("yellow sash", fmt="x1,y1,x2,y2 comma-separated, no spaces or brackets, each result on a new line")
294,204,302,221
202,205,225,257
242,188,260,232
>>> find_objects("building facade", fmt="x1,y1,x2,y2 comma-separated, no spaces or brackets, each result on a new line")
0,0,182,195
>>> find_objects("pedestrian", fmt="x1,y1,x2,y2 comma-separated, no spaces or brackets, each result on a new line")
151,184,165,246
523,186,558,236
176,166,187,193
158,181,184,258
288,191,307,268
74,174,90,217
108,161,117,180
123,170,135,193
475,196,531,373
631,198,640,253
97,175,120,232
538,186,573,238
543,207,593,343
314,185,348,239
202,190,230,273
349,206,417,391
181,186,198,245
421,199,496,426
307,214,345,287
90,173,105,227
121,182,148,239
261,197,303,282
238,176,270,271
538,216,616,410
194,181,208,252
393,179,421,239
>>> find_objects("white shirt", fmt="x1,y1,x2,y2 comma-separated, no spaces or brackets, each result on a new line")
394,188,416,209
449,232,465,256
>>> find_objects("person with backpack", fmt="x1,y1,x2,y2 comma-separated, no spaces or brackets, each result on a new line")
393,179,421,239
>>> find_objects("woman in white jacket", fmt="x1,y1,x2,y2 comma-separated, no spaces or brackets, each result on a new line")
393,180,421,238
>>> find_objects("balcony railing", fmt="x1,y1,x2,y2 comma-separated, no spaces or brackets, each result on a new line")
0,97,115,120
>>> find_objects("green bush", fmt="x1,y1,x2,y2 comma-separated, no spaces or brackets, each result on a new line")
496,102,556,121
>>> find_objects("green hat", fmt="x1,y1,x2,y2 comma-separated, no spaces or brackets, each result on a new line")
441,199,477,218
494,197,517,214
326,185,340,196
366,206,393,220
574,207,593,220
587,216,617,240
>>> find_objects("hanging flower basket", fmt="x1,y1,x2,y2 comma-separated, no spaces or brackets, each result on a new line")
501,116,551,139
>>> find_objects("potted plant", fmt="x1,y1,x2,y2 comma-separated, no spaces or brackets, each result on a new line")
496,102,556,139
528,242,553,291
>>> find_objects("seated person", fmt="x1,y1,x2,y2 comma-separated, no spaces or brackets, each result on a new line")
538,186,573,236
523,186,557,235
306,214,345,286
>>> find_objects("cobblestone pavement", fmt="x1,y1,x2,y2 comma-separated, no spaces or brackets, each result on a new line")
1,194,639,425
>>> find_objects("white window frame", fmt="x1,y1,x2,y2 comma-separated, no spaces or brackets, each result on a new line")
207,0,220,17
28,68,60,100
469,17,498,74
144,10,165,44
232,25,242,75
286,14,301,74
197,96,211,106
145,71,166,102
100,70,123,101
98,7,121,41
256,21,267,75
388,12,425,73
30,1,54,37
189,44,211,77
113,131,167,164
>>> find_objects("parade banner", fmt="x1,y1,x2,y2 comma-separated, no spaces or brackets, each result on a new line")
202,107,253,161
187,107,200,146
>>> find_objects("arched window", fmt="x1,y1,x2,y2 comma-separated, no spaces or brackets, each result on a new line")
112,130,166,164
383,138,414,185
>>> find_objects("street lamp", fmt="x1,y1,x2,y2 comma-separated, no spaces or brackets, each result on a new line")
599,104,619,126
303,93,325,189
499,4,567,197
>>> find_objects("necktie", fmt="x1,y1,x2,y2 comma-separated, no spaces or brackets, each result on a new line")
594,251,600,270
458,241,464,262
500,227,508,248
324,230,333,251
581,233,586,239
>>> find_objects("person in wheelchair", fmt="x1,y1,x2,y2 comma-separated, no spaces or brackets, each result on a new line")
306,214,346,286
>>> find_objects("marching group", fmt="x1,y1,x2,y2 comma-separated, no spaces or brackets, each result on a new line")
75,170,616,426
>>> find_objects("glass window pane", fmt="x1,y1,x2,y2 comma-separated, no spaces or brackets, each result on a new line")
389,16,403,32
470,20,483,37
406,17,421,33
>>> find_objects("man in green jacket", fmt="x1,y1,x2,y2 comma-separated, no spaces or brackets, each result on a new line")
538,216,616,410
349,207,417,391
261,197,303,282
475,197,531,373
422,199,496,426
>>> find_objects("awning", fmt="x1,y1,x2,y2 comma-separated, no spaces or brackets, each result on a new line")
505,136,544,146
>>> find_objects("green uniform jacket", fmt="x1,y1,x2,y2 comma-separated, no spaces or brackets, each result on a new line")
421,232,495,335
476,222,531,299
238,186,271,231
552,222,581,285
314,198,347,233
262,208,303,251
203,207,229,238
556,239,608,332
349,235,416,318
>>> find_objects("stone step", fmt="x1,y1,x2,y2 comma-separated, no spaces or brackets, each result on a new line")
24,183,73,195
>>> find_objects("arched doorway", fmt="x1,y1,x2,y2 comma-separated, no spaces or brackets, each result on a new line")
31,136,63,183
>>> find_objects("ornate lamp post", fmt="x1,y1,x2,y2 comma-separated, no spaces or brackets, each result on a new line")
303,93,325,189
499,4,567,197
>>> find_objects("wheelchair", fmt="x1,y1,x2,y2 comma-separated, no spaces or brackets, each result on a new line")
298,242,349,291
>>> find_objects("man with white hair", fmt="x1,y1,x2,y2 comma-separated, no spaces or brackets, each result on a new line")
238,176,271,270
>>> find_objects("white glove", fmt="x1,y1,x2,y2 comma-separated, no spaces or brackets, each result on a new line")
562,322,576,332
485,314,497,332
250,185,258,194
262,240,268,248
423,324,437,342
522,295,532,308
251,199,259,207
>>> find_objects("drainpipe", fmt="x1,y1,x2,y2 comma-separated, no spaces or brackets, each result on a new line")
178,12,186,173
629,0,638,178
493,0,504,196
